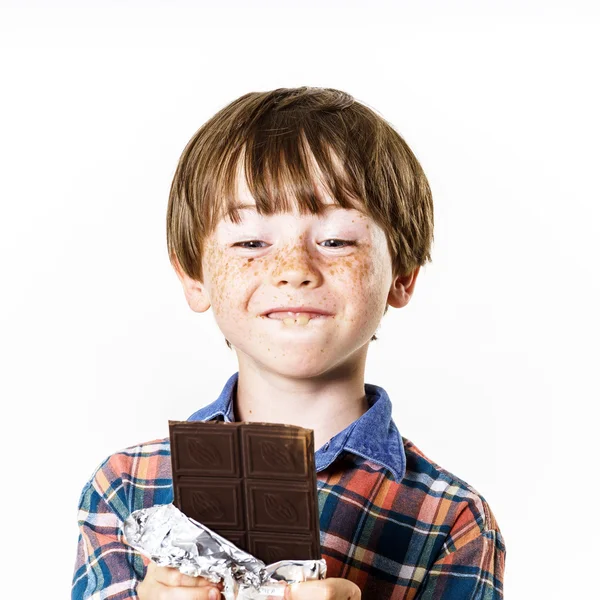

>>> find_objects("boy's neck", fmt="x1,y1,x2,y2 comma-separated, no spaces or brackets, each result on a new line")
232,362,371,450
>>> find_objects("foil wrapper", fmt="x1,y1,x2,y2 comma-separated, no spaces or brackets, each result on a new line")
123,503,326,600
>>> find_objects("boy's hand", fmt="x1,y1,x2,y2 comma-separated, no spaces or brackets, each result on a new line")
138,561,223,600
284,578,361,600
137,563,359,600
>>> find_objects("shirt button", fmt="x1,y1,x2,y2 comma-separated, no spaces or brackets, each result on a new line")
323,442,329,451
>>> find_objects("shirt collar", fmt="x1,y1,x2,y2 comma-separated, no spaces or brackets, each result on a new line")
187,372,405,483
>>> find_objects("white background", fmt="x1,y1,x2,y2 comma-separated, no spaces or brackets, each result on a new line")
1,1,598,598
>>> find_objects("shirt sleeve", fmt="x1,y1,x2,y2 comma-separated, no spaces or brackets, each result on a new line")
417,525,505,599
71,478,148,599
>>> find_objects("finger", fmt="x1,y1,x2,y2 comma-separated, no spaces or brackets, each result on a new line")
152,564,217,588
155,585,222,600
262,581,288,600
286,578,360,600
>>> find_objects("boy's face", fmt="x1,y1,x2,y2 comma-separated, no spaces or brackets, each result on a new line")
176,171,418,378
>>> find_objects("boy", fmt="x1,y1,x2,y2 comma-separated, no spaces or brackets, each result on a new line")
72,87,505,600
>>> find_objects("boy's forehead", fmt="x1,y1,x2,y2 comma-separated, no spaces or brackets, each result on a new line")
226,167,367,218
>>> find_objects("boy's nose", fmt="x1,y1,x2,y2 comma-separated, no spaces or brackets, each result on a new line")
271,267,321,288
269,252,322,288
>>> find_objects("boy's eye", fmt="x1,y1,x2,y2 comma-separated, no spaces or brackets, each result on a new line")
233,240,268,249
321,239,356,248
233,239,355,250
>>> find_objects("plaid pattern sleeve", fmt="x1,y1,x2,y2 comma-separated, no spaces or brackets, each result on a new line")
72,439,173,600
416,493,505,599
317,439,505,599
418,528,504,599
72,436,505,600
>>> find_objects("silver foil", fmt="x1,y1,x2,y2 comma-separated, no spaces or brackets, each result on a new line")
123,504,326,600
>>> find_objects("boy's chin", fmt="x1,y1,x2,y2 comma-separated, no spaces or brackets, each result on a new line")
243,351,335,378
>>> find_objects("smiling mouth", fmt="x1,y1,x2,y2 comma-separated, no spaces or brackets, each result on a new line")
264,312,329,326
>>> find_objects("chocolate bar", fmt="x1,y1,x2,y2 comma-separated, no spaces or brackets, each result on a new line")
169,420,322,565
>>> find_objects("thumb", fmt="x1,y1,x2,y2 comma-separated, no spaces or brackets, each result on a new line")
285,578,360,600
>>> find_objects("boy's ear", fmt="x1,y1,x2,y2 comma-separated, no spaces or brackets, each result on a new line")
172,259,211,314
387,266,420,309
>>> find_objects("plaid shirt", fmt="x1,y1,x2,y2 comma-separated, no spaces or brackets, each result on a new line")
73,373,505,599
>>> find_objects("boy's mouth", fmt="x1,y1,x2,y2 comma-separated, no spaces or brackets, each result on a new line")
264,311,328,325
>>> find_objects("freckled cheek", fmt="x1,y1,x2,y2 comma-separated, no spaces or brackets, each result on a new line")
333,257,383,321
334,256,379,288
207,259,260,316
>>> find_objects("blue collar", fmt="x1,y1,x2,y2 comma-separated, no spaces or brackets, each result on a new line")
187,372,405,483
